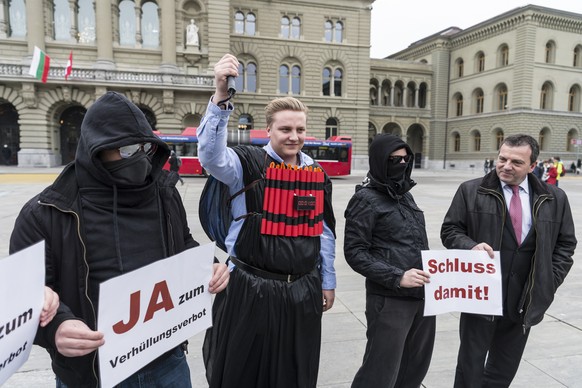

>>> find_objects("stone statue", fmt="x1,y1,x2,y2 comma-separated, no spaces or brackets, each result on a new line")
186,19,199,48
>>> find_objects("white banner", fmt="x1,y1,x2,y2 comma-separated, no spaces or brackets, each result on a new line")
422,249,502,316
98,243,215,388
0,241,45,386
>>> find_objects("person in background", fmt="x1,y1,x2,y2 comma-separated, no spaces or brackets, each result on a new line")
554,156,564,186
441,134,576,387
10,91,229,388
198,53,336,388
544,159,558,185
344,134,435,388
2,144,11,165
169,150,184,185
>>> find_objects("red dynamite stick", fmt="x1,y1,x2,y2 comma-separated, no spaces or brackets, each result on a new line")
306,166,315,236
299,166,308,236
292,166,299,237
265,165,276,235
261,164,274,234
316,169,324,235
281,166,293,236
272,163,282,235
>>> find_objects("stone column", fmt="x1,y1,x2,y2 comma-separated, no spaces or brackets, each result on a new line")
414,87,419,108
26,0,44,51
159,0,177,73
390,86,395,106
95,0,115,69
69,0,78,42
134,3,142,47
0,0,8,39
376,83,381,105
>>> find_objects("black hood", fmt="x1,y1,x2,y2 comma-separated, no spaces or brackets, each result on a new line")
367,133,415,195
75,91,169,188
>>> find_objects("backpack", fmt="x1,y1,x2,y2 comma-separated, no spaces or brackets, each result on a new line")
198,175,232,253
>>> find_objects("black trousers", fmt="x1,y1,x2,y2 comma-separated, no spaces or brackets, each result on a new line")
454,313,530,388
352,294,435,388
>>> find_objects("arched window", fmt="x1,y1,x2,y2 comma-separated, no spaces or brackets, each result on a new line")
539,128,551,151
334,21,343,43
495,130,504,150
291,65,301,95
245,13,256,36
496,84,508,111
322,67,343,96
474,89,484,114
418,83,428,108
545,41,556,64
280,63,302,95
567,129,578,152
236,61,257,93
453,133,461,152
498,45,509,67
238,114,253,130
247,63,257,92
394,81,404,107
53,0,71,41
381,80,391,106
281,16,290,38
322,68,331,96
140,107,157,130
78,0,95,43
476,52,485,72
234,11,244,34
540,82,553,110
456,58,464,78
472,131,481,152
454,93,463,117
325,118,338,139
291,17,301,39
574,45,582,67
8,0,27,38
141,1,160,48
119,0,136,46
324,20,333,42
569,85,581,112
279,65,289,94
324,20,343,43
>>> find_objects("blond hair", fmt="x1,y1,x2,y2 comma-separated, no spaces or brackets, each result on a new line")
264,97,309,127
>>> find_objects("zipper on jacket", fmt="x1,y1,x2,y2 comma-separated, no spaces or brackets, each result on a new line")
521,194,551,329
38,200,100,387
479,187,506,321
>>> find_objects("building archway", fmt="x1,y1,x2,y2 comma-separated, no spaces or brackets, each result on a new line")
382,122,401,137
407,124,424,168
59,106,86,165
0,103,20,165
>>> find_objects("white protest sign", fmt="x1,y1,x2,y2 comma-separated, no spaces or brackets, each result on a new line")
98,243,215,388
422,249,502,316
0,241,45,386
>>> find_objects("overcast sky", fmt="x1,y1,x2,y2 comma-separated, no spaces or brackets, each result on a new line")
370,0,582,58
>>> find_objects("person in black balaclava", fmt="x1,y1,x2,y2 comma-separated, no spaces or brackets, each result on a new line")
344,133,436,388
9,91,229,388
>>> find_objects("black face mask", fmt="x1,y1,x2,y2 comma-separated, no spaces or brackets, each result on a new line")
102,152,152,186
386,161,411,195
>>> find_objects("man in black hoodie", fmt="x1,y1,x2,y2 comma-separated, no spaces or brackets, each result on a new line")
10,91,229,387
344,134,435,388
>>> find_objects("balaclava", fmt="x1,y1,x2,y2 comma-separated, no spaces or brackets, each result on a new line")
368,133,416,196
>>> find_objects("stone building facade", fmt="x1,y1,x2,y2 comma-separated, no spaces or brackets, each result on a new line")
389,5,582,169
0,0,374,168
0,2,581,170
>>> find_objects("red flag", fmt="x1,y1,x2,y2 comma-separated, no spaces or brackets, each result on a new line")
65,51,72,80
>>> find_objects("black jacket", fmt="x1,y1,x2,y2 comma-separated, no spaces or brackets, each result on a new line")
9,92,198,387
441,171,576,329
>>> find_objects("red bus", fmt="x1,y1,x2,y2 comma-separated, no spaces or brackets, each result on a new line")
158,128,352,177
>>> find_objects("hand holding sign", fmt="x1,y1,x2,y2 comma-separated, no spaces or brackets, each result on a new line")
421,249,502,316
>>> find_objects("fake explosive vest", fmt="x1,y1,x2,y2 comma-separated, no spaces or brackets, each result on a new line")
199,146,335,254
261,161,325,237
